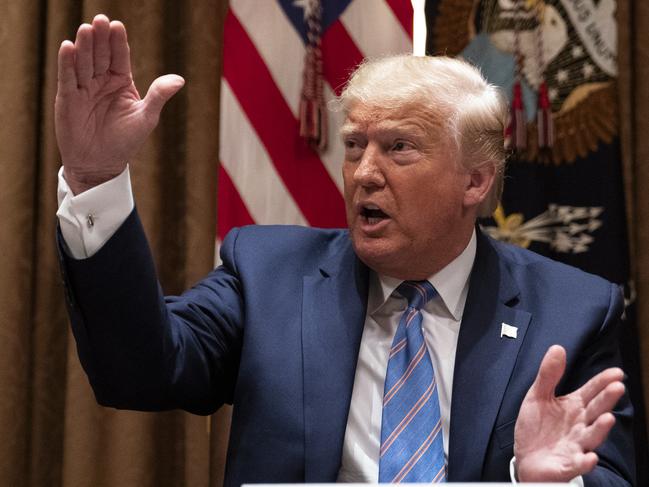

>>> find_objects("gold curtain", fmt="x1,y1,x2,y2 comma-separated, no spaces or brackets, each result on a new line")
619,0,649,423
0,1,229,485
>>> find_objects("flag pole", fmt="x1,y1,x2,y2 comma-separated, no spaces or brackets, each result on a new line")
411,0,427,56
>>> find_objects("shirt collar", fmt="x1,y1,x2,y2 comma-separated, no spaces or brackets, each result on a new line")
367,229,477,321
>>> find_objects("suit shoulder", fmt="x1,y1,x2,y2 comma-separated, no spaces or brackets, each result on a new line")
221,225,351,268
486,233,616,292
230,224,348,248
234,224,346,238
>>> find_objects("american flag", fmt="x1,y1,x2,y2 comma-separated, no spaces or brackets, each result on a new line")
218,0,413,244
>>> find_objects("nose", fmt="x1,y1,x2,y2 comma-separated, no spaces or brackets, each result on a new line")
353,144,386,188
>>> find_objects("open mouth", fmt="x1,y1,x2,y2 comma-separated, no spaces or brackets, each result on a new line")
360,204,390,225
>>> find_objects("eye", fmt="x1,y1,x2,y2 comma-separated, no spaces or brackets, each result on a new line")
344,137,364,161
391,140,415,152
344,139,358,149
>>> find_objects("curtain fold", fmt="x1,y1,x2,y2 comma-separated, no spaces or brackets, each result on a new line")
625,1,649,422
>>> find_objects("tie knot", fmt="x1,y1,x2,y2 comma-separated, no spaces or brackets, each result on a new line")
396,280,437,310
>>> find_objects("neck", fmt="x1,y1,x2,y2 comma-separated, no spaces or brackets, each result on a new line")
374,226,476,281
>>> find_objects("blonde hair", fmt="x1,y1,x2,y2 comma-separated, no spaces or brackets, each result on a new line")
338,55,508,217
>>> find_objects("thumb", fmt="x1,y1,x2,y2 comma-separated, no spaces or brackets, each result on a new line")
143,74,185,118
531,345,566,400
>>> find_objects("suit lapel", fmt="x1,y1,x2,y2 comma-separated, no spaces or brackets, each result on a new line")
302,236,369,481
447,231,532,481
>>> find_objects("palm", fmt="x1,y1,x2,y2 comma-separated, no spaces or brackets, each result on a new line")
513,345,624,482
57,74,147,170
516,388,592,480
55,15,183,192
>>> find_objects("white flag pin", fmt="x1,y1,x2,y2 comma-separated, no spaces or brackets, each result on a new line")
500,323,518,339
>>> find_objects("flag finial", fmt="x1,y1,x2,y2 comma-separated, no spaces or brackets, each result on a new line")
411,0,427,56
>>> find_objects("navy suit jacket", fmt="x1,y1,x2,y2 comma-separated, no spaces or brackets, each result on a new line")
59,209,634,486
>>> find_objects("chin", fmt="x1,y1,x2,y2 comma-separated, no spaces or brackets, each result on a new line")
349,233,399,274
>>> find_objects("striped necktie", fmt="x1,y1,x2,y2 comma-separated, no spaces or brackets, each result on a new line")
378,280,446,483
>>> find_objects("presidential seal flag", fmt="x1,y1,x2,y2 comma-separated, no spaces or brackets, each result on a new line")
425,0,647,482
217,0,413,242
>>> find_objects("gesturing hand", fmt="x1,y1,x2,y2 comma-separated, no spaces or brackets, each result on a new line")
514,345,625,482
55,14,185,194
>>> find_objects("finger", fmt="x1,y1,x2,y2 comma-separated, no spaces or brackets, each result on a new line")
74,23,93,87
92,14,111,76
109,20,131,75
143,74,185,118
578,367,624,404
585,381,625,424
581,412,616,451
573,451,599,476
57,40,77,94
530,345,566,399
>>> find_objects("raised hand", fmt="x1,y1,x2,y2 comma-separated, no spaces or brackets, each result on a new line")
55,14,185,194
513,345,625,482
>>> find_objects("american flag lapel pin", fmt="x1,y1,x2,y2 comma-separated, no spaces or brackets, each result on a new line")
500,322,518,339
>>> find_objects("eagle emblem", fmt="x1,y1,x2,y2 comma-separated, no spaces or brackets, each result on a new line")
429,0,617,164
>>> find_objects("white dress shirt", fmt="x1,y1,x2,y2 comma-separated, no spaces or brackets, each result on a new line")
337,231,475,482
56,166,581,485
56,166,134,259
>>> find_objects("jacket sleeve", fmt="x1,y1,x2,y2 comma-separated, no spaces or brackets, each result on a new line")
58,208,244,415
572,283,635,487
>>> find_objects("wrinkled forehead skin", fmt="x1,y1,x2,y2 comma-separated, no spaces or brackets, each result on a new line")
340,101,458,158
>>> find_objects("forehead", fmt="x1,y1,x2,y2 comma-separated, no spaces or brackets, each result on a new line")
341,103,447,137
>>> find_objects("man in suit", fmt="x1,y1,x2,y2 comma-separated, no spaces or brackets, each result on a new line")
56,14,634,485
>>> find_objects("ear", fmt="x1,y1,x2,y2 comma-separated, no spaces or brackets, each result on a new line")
463,163,496,209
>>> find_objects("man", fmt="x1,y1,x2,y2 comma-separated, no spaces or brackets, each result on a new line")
56,14,634,485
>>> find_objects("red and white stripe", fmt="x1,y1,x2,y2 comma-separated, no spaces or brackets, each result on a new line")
218,0,413,249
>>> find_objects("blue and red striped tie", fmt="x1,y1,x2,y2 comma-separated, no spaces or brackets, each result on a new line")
379,280,446,483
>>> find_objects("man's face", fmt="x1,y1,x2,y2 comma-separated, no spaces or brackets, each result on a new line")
342,104,475,280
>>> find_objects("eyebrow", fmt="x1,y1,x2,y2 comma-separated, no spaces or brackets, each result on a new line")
340,120,428,139
339,123,360,138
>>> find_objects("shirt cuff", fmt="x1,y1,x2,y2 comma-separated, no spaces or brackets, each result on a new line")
509,457,584,486
56,165,134,259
